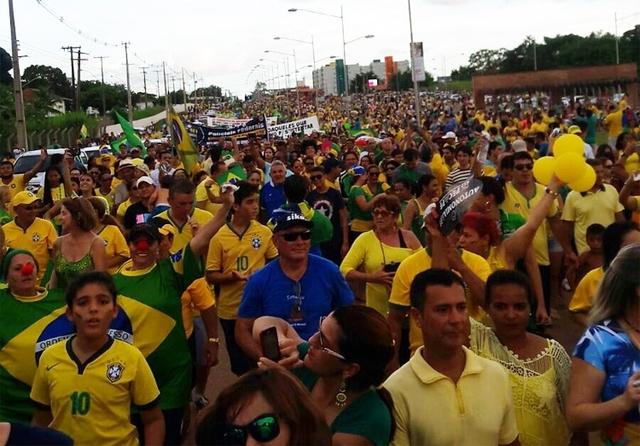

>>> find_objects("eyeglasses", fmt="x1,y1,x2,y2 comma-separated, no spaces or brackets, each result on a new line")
310,175,323,181
605,164,613,169
318,316,346,360
217,414,280,445
386,167,395,171
368,171,380,176
89,170,100,175
280,231,312,242
290,281,304,322
372,209,392,217
514,163,533,171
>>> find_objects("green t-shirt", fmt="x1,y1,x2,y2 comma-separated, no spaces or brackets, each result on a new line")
0,208,12,225
294,343,392,446
0,287,68,423
347,184,385,223
113,259,191,410
499,209,526,241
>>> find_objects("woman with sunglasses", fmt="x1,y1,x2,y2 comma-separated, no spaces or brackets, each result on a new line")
196,367,331,446
341,195,421,317
252,305,396,446
347,164,390,245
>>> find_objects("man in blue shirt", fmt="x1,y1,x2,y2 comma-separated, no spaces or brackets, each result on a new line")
259,160,286,223
235,211,354,359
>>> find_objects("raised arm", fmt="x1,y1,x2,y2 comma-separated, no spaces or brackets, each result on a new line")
189,188,233,257
24,148,48,183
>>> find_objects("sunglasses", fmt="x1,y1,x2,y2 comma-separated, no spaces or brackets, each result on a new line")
217,414,280,445
372,209,391,217
368,171,380,176
310,175,323,181
514,163,533,171
605,164,613,169
318,316,346,360
280,231,312,242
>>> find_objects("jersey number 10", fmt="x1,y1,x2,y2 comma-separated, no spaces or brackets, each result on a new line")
70,391,91,415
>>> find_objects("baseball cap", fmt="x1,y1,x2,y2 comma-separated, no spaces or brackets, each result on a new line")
136,176,154,187
128,223,160,243
444,131,457,139
157,223,176,237
12,191,38,208
568,125,582,135
271,211,314,233
135,163,150,175
118,159,134,171
512,140,527,153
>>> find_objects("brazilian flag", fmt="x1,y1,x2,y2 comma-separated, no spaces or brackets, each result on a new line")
167,109,199,174
216,164,247,185
350,128,377,138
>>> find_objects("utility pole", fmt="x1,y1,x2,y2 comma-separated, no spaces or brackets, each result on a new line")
94,56,108,119
76,48,88,112
191,71,197,110
181,68,187,111
62,45,80,110
123,42,133,124
140,66,148,109
162,62,169,113
153,68,161,99
8,0,27,149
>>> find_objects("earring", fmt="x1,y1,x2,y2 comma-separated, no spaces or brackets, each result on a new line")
335,378,347,407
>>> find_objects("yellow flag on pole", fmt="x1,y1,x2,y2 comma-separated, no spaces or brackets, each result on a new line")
167,109,199,174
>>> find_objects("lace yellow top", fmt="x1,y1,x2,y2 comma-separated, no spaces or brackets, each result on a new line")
469,319,572,446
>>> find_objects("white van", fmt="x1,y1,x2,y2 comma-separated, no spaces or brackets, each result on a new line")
13,149,88,193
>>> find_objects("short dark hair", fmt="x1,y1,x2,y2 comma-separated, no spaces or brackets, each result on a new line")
233,181,259,205
485,269,535,308
500,154,514,171
587,158,603,168
586,223,605,239
403,148,419,161
410,269,466,311
455,145,473,157
478,176,505,204
65,271,118,308
602,221,639,270
283,175,307,203
1,160,13,168
168,178,196,199
513,151,533,163
487,141,501,154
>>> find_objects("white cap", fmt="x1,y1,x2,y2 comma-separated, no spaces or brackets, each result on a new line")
444,131,457,139
136,176,154,187
512,140,527,153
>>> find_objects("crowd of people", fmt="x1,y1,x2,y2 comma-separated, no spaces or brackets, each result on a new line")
0,89,639,446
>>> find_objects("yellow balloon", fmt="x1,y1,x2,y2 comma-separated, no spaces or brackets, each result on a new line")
567,165,597,192
554,134,584,157
532,157,557,186
554,153,586,183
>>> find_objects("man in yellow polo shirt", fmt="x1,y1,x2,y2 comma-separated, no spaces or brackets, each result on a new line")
384,269,519,446
1,148,47,204
196,160,227,216
2,191,57,283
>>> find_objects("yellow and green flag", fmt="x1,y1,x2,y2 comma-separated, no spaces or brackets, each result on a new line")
113,111,147,155
167,109,199,174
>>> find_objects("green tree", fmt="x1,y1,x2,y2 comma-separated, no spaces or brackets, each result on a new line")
22,65,72,99
0,48,12,85
387,69,434,90
349,71,379,94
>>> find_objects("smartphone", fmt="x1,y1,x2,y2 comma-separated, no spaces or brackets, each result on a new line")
383,263,400,273
260,327,281,361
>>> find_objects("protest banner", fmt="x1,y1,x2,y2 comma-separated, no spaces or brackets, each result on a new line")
187,115,269,145
268,116,320,139
436,179,483,235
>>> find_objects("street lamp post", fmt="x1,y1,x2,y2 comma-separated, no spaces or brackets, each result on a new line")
274,35,319,110
265,49,300,116
260,58,284,89
408,0,420,125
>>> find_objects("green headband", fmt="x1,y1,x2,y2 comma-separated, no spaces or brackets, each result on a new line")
1,249,37,280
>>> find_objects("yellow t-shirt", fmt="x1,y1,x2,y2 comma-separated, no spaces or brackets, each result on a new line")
604,110,623,138
30,337,160,446
500,182,558,266
623,152,640,174
156,208,213,276
388,248,492,355
568,267,604,313
180,277,215,338
206,221,278,320
116,198,133,219
195,180,222,216
340,230,419,317
94,187,115,210
3,218,57,282
428,153,448,194
36,184,66,203
1,174,26,200
529,122,548,135
96,224,130,275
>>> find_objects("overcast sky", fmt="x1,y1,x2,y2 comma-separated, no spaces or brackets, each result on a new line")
1,0,637,97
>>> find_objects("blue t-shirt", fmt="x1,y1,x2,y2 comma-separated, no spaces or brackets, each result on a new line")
238,254,354,340
573,319,640,424
260,181,286,220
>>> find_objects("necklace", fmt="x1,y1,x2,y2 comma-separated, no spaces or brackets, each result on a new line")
622,316,640,334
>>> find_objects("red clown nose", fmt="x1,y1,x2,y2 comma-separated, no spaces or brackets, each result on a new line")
21,263,34,276
136,240,149,251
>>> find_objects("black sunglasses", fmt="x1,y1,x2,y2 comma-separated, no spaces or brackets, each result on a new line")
280,231,312,242
514,163,533,171
217,414,280,445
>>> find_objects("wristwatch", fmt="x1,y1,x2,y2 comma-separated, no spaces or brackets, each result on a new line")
208,337,220,345
545,187,559,197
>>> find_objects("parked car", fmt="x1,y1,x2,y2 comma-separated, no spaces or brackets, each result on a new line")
13,148,87,192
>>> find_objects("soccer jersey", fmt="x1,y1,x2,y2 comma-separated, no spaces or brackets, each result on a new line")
206,221,278,320
95,225,130,275
500,182,558,266
3,218,57,283
0,287,69,423
112,259,191,410
94,188,115,211
156,208,213,275
31,336,159,446
195,180,223,216
2,174,26,201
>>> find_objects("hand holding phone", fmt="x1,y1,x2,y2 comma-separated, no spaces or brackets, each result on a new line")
260,327,281,362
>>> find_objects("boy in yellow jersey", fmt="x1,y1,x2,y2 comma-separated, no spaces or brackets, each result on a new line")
31,271,164,446
206,181,278,375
